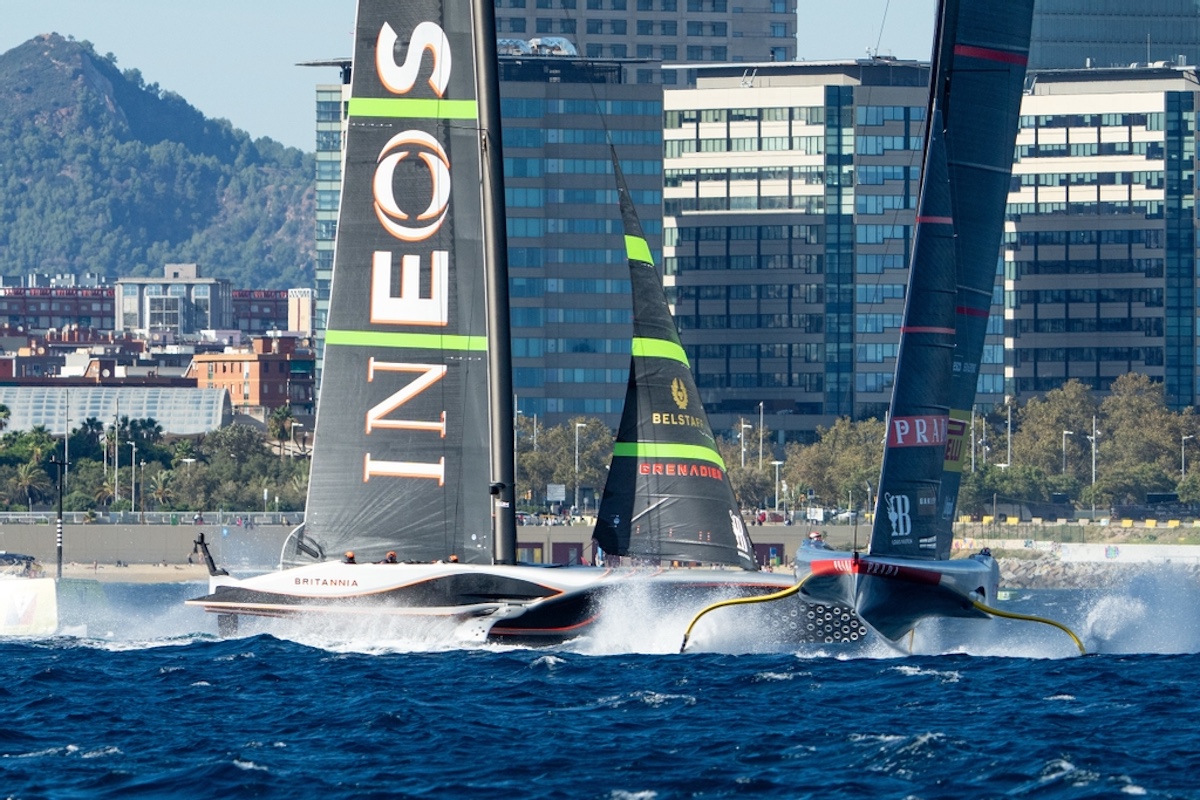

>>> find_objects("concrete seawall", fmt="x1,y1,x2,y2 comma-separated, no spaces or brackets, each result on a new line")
0,522,291,571
5,521,1197,590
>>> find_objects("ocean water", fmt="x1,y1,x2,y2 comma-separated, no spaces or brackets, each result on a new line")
3,573,1200,800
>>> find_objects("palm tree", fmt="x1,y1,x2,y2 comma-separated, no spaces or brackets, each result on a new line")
268,407,294,459
130,417,164,444
81,417,105,444
172,438,198,466
11,462,51,512
0,403,9,434
149,471,173,509
94,480,114,509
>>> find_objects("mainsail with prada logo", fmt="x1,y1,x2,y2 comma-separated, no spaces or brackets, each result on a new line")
868,0,1033,562
290,0,515,566
793,0,1038,643
592,151,756,570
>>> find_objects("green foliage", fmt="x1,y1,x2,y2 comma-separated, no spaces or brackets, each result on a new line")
0,35,314,288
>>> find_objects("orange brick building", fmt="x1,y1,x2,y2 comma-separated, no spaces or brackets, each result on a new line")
185,335,315,414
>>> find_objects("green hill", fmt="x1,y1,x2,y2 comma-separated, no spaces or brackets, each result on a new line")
0,33,315,289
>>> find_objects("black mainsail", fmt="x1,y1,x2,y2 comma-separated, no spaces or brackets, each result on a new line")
291,0,514,566
793,0,1036,642
592,151,757,570
870,0,1035,560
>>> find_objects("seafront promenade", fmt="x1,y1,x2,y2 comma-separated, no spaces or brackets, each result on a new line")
3,517,1198,586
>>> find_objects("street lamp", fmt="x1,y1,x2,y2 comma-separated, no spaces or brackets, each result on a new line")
1061,430,1074,474
740,420,752,468
291,422,305,456
139,460,146,521
1087,415,1101,520
129,441,137,511
49,453,69,580
758,401,764,468
771,460,784,512
1183,434,1194,479
574,422,586,514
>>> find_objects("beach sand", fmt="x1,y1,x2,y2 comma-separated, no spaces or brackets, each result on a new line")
59,562,212,584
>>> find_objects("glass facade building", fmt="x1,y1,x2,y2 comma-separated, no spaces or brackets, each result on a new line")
660,61,1004,442
0,386,231,436
1005,66,1199,410
501,58,664,426
493,0,795,81
1029,0,1200,70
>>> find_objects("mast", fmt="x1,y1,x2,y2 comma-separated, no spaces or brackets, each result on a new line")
473,0,517,564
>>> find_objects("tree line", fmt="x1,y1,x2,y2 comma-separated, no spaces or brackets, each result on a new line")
0,404,308,515
515,373,1200,519
4,372,1186,518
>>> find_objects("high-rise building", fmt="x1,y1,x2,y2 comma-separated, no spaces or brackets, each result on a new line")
299,59,352,391
494,0,795,81
501,57,664,426
1029,0,1200,70
1005,65,1197,410
661,60,1005,442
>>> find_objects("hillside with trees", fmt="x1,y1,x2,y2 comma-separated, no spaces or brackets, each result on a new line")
0,34,315,289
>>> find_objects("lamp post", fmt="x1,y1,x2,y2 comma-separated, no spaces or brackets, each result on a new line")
1087,415,1101,520
113,429,119,512
49,454,69,580
139,460,145,521
1061,430,1074,475
129,441,137,511
291,422,304,456
771,460,783,512
758,401,764,468
574,422,585,514
1184,434,1194,479
740,420,752,468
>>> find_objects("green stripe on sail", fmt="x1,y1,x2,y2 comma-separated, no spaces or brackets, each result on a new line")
624,235,653,265
348,97,478,120
326,329,487,351
613,442,726,469
632,337,689,365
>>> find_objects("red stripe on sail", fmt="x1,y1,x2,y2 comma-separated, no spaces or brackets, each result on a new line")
954,44,1028,66
915,215,953,225
901,326,955,334
956,305,989,318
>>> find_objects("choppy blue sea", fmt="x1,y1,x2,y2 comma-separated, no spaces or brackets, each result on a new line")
4,573,1200,800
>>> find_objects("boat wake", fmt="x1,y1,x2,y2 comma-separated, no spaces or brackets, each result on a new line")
27,562,1200,660
906,564,1200,658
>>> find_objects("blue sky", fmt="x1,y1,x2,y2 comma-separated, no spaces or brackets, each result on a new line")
1,0,937,152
